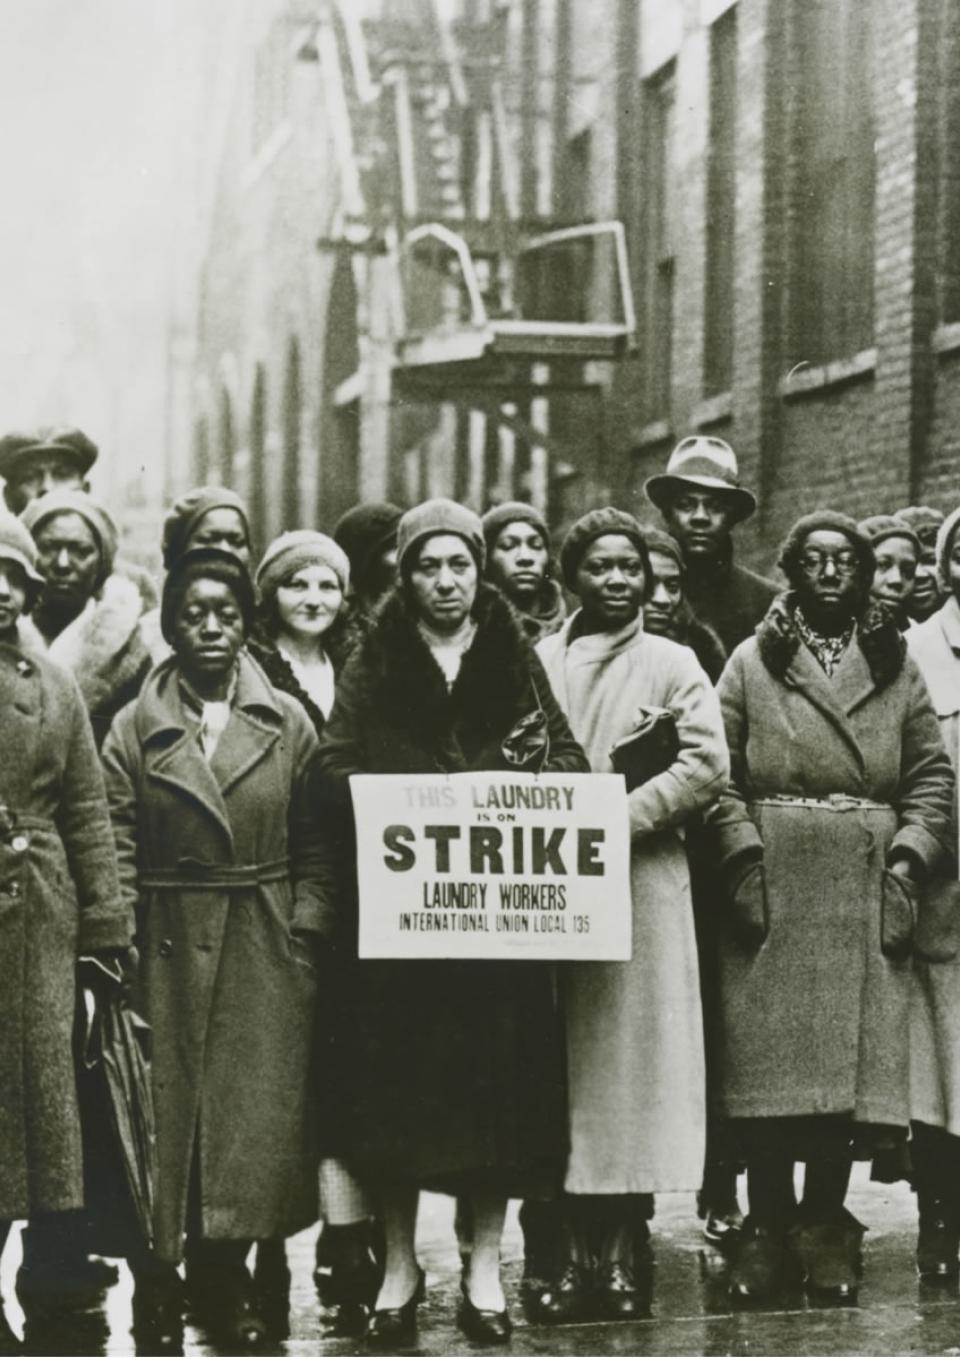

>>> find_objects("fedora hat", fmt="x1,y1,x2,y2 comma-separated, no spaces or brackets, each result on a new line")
644,436,756,523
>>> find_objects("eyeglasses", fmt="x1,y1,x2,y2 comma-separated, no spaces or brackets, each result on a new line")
797,548,859,577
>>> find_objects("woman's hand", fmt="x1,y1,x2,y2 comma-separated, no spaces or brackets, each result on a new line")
727,860,768,948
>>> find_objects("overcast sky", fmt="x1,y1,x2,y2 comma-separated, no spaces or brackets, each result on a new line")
0,1,242,499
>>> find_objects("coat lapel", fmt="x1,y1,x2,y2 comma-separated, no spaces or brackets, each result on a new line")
0,645,41,807
209,653,282,798
136,661,234,847
783,641,867,777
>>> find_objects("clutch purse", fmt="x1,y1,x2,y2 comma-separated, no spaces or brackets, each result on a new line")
610,707,679,792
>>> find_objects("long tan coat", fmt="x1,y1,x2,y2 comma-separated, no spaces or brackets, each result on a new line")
908,598,960,1133
0,641,129,1219
101,654,329,1260
708,597,954,1129
538,613,729,1193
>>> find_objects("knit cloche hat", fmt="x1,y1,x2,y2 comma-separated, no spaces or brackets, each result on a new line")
396,499,486,576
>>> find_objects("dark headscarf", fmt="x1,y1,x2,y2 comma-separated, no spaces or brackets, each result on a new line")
160,547,255,644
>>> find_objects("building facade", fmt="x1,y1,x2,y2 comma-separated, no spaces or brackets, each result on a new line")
191,0,960,568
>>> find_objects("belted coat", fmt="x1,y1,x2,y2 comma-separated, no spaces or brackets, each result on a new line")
0,641,129,1220
706,596,954,1130
101,653,330,1260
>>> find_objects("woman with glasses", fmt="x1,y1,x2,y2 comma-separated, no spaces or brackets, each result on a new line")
706,511,954,1304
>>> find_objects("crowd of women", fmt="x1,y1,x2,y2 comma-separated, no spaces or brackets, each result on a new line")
1,424,960,1353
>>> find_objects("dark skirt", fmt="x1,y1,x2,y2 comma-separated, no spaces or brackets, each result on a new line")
326,957,567,1195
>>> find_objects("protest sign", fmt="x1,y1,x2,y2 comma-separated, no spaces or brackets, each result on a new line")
351,771,632,960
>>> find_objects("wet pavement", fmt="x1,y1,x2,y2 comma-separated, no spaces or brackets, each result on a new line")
4,1167,960,1356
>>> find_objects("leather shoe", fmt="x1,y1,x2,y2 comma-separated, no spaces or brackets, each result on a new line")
917,1203,960,1283
594,1261,647,1320
366,1268,425,1349
535,1261,593,1323
789,1211,863,1303
458,1282,512,1344
729,1220,794,1304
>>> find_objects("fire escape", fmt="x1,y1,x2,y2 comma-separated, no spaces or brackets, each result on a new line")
310,0,636,512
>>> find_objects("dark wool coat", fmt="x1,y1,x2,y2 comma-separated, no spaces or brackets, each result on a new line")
246,610,364,738
314,584,588,1190
0,642,129,1219
682,540,778,654
101,653,330,1261
706,596,954,1129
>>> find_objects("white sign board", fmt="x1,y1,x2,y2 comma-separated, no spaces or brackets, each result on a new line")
351,771,632,961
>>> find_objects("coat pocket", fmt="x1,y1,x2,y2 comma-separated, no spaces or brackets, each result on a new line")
880,869,917,959
915,878,960,964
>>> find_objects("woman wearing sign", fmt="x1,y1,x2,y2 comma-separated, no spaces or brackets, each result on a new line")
102,547,328,1349
314,498,587,1346
706,510,953,1302
536,507,728,1320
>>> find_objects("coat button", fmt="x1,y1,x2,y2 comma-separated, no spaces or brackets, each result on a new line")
8,883,18,897
10,836,28,854
158,938,173,958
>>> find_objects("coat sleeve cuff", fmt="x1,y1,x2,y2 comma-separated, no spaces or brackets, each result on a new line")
77,911,134,953
890,823,950,877
712,820,764,883
291,894,337,941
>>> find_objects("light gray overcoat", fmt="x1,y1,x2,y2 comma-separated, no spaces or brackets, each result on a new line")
538,613,728,1193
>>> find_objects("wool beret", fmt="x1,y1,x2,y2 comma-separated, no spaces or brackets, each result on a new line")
857,514,921,554
161,485,251,569
256,530,351,601
333,502,402,589
559,507,648,590
22,488,119,587
893,506,944,551
777,510,875,586
0,510,45,594
161,546,256,644
481,501,550,552
935,506,960,588
0,426,98,480
641,525,685,570
396,499,486,575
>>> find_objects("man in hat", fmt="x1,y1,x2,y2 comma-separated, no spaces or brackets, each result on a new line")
0,426,97,515
645,436,776,654
0,426,158,610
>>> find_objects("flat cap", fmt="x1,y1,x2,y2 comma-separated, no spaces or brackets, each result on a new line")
0,427,98,480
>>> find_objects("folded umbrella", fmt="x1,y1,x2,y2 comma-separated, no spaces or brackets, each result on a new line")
77,959,156,1251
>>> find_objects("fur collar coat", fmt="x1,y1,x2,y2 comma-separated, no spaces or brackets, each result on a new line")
318,583,587,778
19,571,154,747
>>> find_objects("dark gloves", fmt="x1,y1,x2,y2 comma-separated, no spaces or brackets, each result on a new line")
727,860,768,948
78,945,139,999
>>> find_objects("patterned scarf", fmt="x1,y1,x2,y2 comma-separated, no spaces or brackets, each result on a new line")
793,605,855,678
